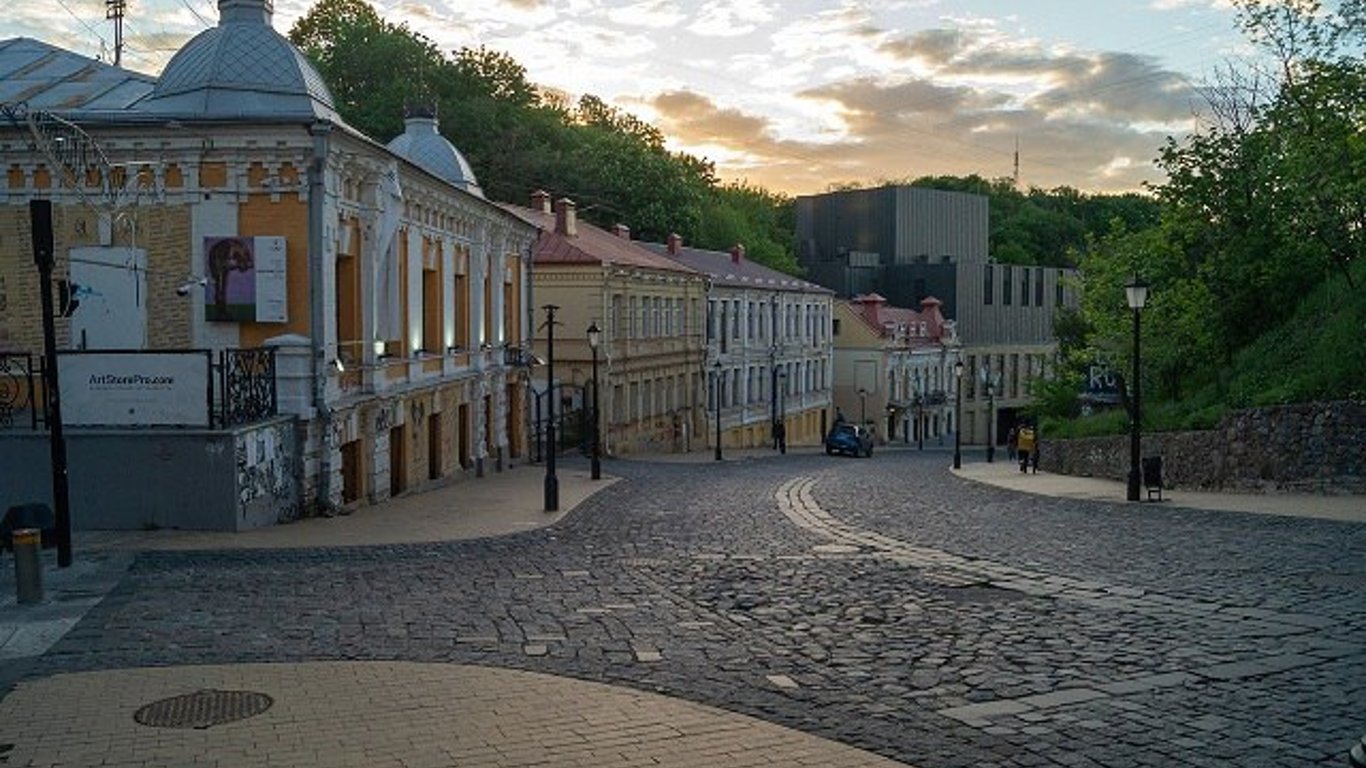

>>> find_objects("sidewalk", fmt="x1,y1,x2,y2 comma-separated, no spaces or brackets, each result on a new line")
951,459,1366,523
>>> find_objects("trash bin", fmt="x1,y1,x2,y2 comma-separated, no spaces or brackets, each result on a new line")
1141,456,1164,501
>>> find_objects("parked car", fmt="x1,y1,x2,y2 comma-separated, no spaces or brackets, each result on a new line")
825,423,874,457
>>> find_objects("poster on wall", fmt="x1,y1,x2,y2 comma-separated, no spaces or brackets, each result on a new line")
203,236,287,323
59,351,211,427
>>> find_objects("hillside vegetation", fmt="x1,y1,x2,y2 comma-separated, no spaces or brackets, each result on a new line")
292,0,1362,426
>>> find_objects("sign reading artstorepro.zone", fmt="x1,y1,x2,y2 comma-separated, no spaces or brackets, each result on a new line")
59,352,211,427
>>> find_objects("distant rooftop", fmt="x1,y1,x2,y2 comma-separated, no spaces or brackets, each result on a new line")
0,37,154,113
641,238,831,294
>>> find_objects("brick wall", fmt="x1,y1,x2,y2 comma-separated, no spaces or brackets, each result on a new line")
1040,401,1366,494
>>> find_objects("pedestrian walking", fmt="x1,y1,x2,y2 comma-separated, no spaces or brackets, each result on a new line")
1016,424,1035,473
775,420,787,454
1006,426,1018,461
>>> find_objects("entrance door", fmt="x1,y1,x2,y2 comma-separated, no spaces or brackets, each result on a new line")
340,439,361,504
427,413,442,480
390,425,406,497
458,404,471,469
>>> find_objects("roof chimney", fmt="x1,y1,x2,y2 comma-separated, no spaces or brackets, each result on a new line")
612,223,630,239
667,233,682,255
555,198,577,237
730,243,745,264
531,190,552,214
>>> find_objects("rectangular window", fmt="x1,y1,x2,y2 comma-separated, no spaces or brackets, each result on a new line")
449,273,467,350
1003,265,1013,306
983,266,994,305
629,297,638,338
706,299,715,342
422,265,440,353
832,318,841,336
1021,268,1030,307
1035,268,1044,306
1056,271,1065,306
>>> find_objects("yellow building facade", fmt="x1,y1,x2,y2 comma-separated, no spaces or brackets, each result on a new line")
505,195,709,456
0,3,536,525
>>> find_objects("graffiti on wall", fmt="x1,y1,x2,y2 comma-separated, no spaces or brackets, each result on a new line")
235,420,298,524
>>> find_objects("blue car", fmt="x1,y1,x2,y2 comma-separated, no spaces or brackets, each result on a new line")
825,423,874,457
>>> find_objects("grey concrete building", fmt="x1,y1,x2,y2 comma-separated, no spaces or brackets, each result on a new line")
795,185,1079,450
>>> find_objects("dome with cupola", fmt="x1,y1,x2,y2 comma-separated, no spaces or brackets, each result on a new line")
386,104,484,198
139,0,339,121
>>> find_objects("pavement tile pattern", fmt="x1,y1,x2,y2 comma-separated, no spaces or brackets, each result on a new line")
1,451,1363,768
0,662,906,767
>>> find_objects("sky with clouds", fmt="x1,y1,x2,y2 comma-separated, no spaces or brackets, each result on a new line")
2,0,1254,195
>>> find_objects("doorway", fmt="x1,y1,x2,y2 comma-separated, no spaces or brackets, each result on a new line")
389,425,406,497
427,413,442,480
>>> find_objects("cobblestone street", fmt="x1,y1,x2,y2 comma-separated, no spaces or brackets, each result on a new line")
6,451,1365,768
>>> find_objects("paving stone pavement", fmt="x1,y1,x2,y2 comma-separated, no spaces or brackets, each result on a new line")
1,450,1363,768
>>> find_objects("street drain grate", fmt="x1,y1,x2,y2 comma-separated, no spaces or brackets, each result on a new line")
134,689,273,730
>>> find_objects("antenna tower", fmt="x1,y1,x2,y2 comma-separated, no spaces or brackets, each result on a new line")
1013,136,1020,189
106,0,126,67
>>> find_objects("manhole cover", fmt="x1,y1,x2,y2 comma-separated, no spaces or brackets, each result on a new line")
134,689,273,729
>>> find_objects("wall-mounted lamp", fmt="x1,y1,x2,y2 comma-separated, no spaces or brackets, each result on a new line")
330,358,345,372
446,345,462,355
372,339,387,357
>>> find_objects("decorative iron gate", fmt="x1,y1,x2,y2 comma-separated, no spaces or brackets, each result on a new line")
0,352,42,430
531,383,589,463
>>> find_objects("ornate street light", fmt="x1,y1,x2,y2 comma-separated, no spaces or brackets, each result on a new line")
713,360,724,461
953,360,964,469
980,364,999,463
543,304,560,511
776,368,788,454
587,321,602,481
1125,275,1149,502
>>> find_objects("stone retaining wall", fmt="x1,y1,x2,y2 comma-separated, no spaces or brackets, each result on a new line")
1039,401,1366,494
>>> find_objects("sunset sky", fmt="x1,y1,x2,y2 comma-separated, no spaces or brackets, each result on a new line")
2,0,1256,195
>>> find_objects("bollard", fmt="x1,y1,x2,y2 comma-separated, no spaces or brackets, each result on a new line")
13,528,44,604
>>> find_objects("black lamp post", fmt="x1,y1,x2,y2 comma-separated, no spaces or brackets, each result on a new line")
543,304,559,511
587,321,601,481
776,368,788,454
916,390,924,451
953,360,963,469
980,365,997,463
713,360,723,461
1125,275,1149,502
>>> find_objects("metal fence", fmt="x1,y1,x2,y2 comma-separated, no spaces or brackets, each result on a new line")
531,383,589,463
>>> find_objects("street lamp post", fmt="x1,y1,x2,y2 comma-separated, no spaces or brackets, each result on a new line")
713,360,723,461
953,360,964,469
858,388,867,427
777,368,787,454
1125,275,1149,502
980,365,998,463
587,321,602,481
916,394,925,451
543,304,560,511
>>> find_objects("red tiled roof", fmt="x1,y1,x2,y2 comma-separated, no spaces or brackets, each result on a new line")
500,203,702,275
848,293,949,343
